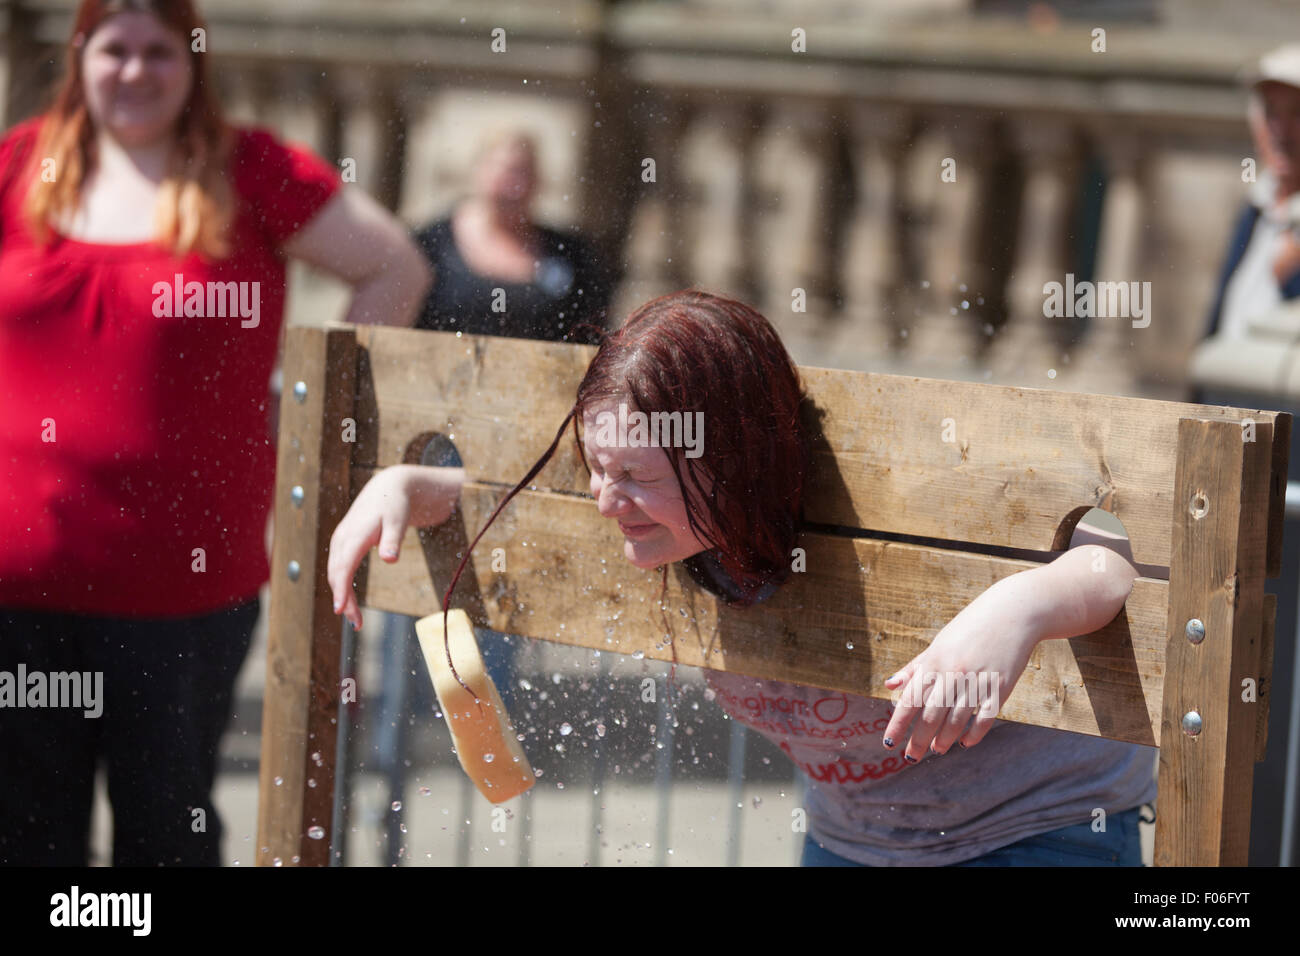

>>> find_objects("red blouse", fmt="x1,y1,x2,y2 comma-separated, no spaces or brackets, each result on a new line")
0,118,341,617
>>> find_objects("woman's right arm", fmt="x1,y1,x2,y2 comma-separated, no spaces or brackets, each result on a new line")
327,464,465,629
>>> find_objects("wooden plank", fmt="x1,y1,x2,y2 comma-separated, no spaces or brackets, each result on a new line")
256,327,357,867
354,478,1171,747
1155,418,1271,867
352,326,596,491
1256,592,1276,763
350,326,1282,569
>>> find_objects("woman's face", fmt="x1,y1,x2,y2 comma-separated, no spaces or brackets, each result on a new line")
582,398,715,570
81,12,193,148
474,139,536,205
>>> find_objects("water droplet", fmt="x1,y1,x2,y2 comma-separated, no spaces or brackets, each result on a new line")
307,826,325,840
596,723,606,737
752,797,763,808
419,786,431,796
484,753,495,763
273,857,283,867
391,800,402,812
631,650,645,660
846,641,854,650
273,776,283,786
560,722,573,736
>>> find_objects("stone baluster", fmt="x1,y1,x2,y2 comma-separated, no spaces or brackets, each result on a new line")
618,95,694,314
687,99,761,306
906,114,993,370
1064,135,1149,395
219,64,262,126
841,103,914,358
267,67,332,157
990,118,1081,383
760,98,840,325
335,67,403,211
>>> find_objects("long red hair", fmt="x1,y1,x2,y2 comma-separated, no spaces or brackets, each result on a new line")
21,0,232,258
439,290,812,693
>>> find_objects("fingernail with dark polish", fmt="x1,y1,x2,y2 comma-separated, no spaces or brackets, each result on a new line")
959,741,968,748
903,754,917,764
883,738,894,748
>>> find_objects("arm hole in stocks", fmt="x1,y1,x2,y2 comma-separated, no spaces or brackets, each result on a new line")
1069,516,1168,581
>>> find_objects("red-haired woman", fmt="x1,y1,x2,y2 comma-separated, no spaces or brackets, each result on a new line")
327,290,1159,866
0,0,430,866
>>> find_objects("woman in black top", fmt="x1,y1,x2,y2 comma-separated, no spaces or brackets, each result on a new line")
412,131,612,345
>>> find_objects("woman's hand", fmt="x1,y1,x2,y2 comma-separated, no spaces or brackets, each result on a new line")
880,540,1137,762
326,464,465,629
880,572,1042,762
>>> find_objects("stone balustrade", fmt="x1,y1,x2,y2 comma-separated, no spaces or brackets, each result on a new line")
0,0,1275,399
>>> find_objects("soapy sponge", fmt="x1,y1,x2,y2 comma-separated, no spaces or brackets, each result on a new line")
415,610,534,804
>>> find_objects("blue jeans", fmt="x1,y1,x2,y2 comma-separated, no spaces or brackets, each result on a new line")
800,805,1146,866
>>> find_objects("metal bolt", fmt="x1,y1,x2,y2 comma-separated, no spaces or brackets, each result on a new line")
291,485,305,507
293,381,308,403
1181,710,1203,736
1185,619,1205,644
287,560,301,582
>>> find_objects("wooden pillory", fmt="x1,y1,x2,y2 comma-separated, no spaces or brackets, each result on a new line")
256,323,1291,867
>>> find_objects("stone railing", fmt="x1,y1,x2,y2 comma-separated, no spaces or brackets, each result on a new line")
1,0,1275,399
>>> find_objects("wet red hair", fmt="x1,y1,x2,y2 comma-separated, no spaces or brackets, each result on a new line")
439,289,811,694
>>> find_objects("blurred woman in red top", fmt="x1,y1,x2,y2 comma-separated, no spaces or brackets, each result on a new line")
0,0,430,866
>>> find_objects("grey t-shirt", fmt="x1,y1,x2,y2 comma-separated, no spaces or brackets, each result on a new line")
691,548,1157,866
704,670,1157,866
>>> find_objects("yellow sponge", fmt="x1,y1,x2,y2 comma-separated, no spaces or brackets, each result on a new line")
415,610,534,804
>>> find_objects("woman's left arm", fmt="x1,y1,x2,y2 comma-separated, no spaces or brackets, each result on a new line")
280,186,433,327
879,524,1145,762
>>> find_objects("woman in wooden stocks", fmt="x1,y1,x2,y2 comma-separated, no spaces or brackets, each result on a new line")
328,290,1158,866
